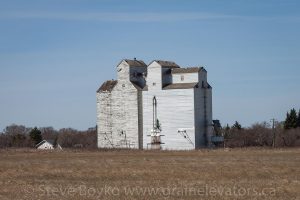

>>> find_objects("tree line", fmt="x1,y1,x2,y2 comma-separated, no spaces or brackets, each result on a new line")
223,108,300,148
0,125,97,149
1,108,299,149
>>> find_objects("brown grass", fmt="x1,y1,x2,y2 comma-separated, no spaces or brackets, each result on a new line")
0,148,299,200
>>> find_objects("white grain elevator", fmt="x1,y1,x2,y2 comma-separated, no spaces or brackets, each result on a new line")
96,59,214,150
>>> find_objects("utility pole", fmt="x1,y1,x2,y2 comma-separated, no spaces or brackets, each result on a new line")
271,118,276,148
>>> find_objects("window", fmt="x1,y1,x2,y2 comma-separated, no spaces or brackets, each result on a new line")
181,75,184,81
122,84,125,87
153,82,156,86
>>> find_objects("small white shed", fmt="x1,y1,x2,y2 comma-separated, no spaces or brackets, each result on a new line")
36,140,62,150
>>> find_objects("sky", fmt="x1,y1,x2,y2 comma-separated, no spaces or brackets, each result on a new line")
0,0,300,131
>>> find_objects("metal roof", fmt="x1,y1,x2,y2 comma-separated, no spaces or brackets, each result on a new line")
154,60,180,68
163,82,199,90
172,67,204,74
124,59,147,67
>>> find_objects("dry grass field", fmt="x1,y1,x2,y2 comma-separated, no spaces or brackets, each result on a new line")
0,148,299,200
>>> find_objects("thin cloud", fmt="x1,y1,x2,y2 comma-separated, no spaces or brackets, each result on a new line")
0,11,237,22
0,11,299,23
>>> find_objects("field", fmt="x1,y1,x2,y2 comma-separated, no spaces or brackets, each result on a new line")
0,148,299,200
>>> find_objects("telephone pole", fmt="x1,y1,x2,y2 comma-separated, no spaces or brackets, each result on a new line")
271,118,276,148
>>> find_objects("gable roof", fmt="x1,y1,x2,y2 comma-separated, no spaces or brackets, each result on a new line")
154,60,180,68
163,82,199,90
172,67,204,74
124,59,147,67
35,140,54,147
97,80,118,93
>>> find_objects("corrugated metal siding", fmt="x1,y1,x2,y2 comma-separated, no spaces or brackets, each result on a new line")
193,71,213,147
194,87,206,147
143,89,195,150
205,88,213,145
137,90,143,149
198,70,207,83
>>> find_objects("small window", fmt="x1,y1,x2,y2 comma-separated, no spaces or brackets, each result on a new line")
122,84,125,87
181,75,184,81
153,82,156,86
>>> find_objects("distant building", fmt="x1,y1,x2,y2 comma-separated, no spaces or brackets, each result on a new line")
36,140,62,150
96,59,214,150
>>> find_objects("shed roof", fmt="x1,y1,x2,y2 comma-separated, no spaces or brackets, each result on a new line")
172,67,204,74
97,80,118,92
208,83,212,89
155,60,180,68
124,59,147,67
131,81,144,90
163,82,198,90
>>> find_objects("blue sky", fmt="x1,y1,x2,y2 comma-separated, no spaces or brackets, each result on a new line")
0,0,299,130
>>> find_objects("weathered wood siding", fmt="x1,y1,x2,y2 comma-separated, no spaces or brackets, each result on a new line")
110,83,139,148
97,60,142,149
97,92,113,148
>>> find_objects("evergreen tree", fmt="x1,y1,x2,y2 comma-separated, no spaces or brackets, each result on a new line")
284,108,298,129
29,127,42,145
225,124,230,131
290,109,298,128
284,112,290,129
232,121,242,130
